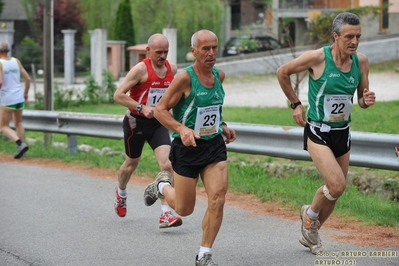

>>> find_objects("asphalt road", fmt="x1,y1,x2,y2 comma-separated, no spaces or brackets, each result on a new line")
0,163,398,266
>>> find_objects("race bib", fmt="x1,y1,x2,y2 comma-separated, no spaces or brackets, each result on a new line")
323,94,352,122
194,105,221,136
146,88,167,107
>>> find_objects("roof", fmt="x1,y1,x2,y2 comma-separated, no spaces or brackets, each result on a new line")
127,44,147,52
1,0,28,20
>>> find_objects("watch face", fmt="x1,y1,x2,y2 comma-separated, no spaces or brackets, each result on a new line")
291,102,301,109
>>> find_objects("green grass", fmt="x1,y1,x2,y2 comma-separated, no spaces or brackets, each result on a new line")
368,59,399,73
3,60,399,227
226,154,399,226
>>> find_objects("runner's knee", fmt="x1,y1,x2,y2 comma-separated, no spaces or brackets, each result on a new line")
207,190,226,211
323,184,345,200
175,204,194,216
323,185,337,200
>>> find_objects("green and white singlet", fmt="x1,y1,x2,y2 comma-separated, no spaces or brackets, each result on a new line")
172,66,225,140
307,46,361,128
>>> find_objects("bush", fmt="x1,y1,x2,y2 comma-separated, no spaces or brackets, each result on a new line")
32,71,117,110
18,36,42,73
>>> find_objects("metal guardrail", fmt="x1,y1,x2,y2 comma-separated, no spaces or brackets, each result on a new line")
13,110,399,171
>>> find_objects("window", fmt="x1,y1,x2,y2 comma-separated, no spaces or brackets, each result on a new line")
381,0,389,32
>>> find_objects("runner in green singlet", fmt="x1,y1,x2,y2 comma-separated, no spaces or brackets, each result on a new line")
143,29,236,266
277,12,376,255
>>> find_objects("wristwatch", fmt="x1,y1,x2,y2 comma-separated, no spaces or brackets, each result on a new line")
136,104,143,113
290,101,302,110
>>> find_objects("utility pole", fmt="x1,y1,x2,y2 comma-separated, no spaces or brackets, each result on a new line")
43,0,54,145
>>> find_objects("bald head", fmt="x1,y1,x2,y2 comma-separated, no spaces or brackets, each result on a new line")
191,30,218,49
147,34,169,48
0,41,10,53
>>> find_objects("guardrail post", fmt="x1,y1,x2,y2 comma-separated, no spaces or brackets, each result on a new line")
67,134,78,154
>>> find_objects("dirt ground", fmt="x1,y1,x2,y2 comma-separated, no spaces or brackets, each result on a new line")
1,154,398,249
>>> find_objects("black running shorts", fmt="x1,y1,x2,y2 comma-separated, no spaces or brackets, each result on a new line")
169,134,227,178
123,112,171,159
304,121,351,158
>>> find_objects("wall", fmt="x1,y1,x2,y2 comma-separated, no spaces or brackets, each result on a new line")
389,0,399,12
215,37,399,76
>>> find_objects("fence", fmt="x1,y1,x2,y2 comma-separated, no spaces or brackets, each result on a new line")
13,110,399,172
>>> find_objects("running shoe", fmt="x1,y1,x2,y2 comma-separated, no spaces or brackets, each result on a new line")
14,142,29,159
195,252,218,266
159,211,183,228
299,236,325,255
300,205,320,245
114,187,127,217
143,171,171,206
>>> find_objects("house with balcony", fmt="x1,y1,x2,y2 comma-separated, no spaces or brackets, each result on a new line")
225,0,399,46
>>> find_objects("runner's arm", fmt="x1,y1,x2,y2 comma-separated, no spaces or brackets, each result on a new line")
113,62,147,110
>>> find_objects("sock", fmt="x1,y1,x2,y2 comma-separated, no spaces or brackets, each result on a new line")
161,204,172,214
307,207,319,219
117,187,127,197
158,182,170,196
197,246,211,260
16,139,22,146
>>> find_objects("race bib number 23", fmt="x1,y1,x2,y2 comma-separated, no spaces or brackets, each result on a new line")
194,105,221,136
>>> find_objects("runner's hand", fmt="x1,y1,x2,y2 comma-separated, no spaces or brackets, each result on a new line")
363,88,376,106
293,106,306,127
141,106,154,119
180,127,200,147
222,126,236,144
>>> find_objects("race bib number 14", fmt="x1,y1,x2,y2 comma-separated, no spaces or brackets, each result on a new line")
146,88,167,107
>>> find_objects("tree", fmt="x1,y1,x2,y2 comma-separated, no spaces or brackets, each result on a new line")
114,0,135,70
19,36,41,72
33,0,87,46
80,0,121,43
131,0,222,62
0,0,4,17
31,0,87,73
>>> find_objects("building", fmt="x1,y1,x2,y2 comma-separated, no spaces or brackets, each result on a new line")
0,0,31,48
224,0,399,46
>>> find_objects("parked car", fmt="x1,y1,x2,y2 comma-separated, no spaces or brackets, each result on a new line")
222,35,284,57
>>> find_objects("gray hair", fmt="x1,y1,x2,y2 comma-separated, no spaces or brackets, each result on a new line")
191,32,198,49
332,12,360,38
0,41,10,53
